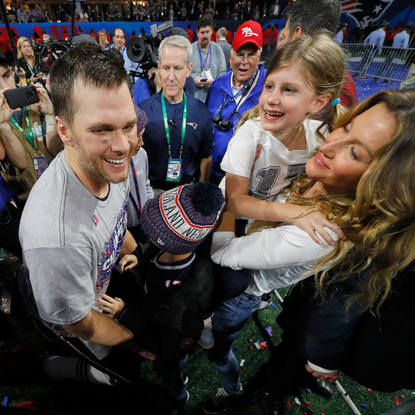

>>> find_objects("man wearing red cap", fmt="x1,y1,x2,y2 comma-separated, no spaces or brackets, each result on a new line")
206,20,266,186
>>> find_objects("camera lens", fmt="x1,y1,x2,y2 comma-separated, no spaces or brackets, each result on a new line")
213,114,221,126
26,92,34,100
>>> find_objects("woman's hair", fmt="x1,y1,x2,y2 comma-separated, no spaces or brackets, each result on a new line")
237,33,346,142
17,37,33,60
98,30,108,45
249,89,415,314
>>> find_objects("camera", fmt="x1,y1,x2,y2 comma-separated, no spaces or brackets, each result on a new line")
33,34,98,76
5,85,39,109
126,21,173,82
213,115,233,132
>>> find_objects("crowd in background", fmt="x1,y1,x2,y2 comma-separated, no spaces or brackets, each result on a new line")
4,0,290,23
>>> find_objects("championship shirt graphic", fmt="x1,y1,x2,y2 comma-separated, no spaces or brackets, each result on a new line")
341,0,394,28
96,200,128,293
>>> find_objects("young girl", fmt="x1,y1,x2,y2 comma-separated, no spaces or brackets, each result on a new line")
221,33,347,246
217,33,348,300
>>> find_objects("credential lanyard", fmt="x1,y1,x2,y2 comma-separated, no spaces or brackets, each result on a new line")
215,67,260,117
161,92,187,160
198,42,212,73
129,158,142,219
10,107,35,149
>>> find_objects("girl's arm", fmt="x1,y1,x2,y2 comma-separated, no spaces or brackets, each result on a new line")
226,173,345,245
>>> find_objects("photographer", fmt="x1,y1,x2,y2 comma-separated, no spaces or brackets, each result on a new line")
0,52,62,204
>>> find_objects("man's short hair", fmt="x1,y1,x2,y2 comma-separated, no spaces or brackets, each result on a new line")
217,27,227,38
113,27,125,37
158,35,192,67
50,43,129,126
197,14,214,31
285,0,341,37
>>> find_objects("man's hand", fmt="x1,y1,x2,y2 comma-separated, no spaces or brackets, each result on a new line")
33,84,54,116
148,67,162,92
305,363,339,383
194,76,205,88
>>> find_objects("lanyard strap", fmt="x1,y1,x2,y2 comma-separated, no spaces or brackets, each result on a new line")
10,107,35,148
215,67,260,117
129,158,142,218
26,61,37,76
198,42,212,73
161,92,187,160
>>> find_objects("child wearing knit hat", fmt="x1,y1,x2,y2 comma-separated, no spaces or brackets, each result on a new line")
98,181,224,316
96,181,224,408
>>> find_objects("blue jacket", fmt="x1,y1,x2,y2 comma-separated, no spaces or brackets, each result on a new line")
206,64,267,178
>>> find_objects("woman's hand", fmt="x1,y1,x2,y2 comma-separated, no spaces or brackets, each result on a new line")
29,73,39,83
0,88,19,125
96,293,125,320
33,84,54,116
119,254,138,273
284,204,346,246
305,363,339,383
15,66,26,81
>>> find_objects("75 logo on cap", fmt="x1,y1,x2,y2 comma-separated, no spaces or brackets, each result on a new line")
242,27,259,37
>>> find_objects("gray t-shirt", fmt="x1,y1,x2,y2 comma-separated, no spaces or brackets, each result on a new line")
127,148,154,227
191,41,227,103
19,151,131,358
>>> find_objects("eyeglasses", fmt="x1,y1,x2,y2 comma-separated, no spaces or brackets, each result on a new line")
232,50,261,63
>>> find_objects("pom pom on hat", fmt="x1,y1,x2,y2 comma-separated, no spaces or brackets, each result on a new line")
141,182,225,255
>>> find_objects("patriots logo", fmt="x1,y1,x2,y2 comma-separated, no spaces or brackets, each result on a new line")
341,0,394,29
187,122,198,130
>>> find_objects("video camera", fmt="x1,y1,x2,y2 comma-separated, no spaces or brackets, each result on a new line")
33,34,99,76
126,21,173,82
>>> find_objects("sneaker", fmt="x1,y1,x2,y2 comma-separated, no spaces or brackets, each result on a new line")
257,293,272,310
198,317,214,349
202,384,243,414
153,390,190,409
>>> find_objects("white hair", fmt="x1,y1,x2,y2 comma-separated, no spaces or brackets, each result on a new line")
158,35,193,67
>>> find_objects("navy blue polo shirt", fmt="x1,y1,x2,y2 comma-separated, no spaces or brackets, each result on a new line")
138,91,214,190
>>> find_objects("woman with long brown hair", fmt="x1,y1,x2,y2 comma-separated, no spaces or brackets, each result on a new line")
202,89,415,414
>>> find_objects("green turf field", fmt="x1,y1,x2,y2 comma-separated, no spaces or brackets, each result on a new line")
1,286,413,415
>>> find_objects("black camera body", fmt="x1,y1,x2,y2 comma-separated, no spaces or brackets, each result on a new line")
213,114,233,132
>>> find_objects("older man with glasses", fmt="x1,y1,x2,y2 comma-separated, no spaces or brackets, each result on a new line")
206,20,266,186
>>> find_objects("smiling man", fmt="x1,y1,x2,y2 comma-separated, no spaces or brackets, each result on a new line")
206,20,266,185
138,35,214,195
18,43,154,385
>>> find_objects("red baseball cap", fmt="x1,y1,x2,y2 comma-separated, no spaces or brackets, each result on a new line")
232,21,263,51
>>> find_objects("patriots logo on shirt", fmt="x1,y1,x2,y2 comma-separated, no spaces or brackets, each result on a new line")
92,215,99,226
341,0,393,28
187,122,198,130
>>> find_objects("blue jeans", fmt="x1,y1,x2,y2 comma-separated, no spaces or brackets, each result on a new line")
207,292,262,394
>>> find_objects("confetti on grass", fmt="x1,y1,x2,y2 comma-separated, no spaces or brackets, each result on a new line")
394,397,402,406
